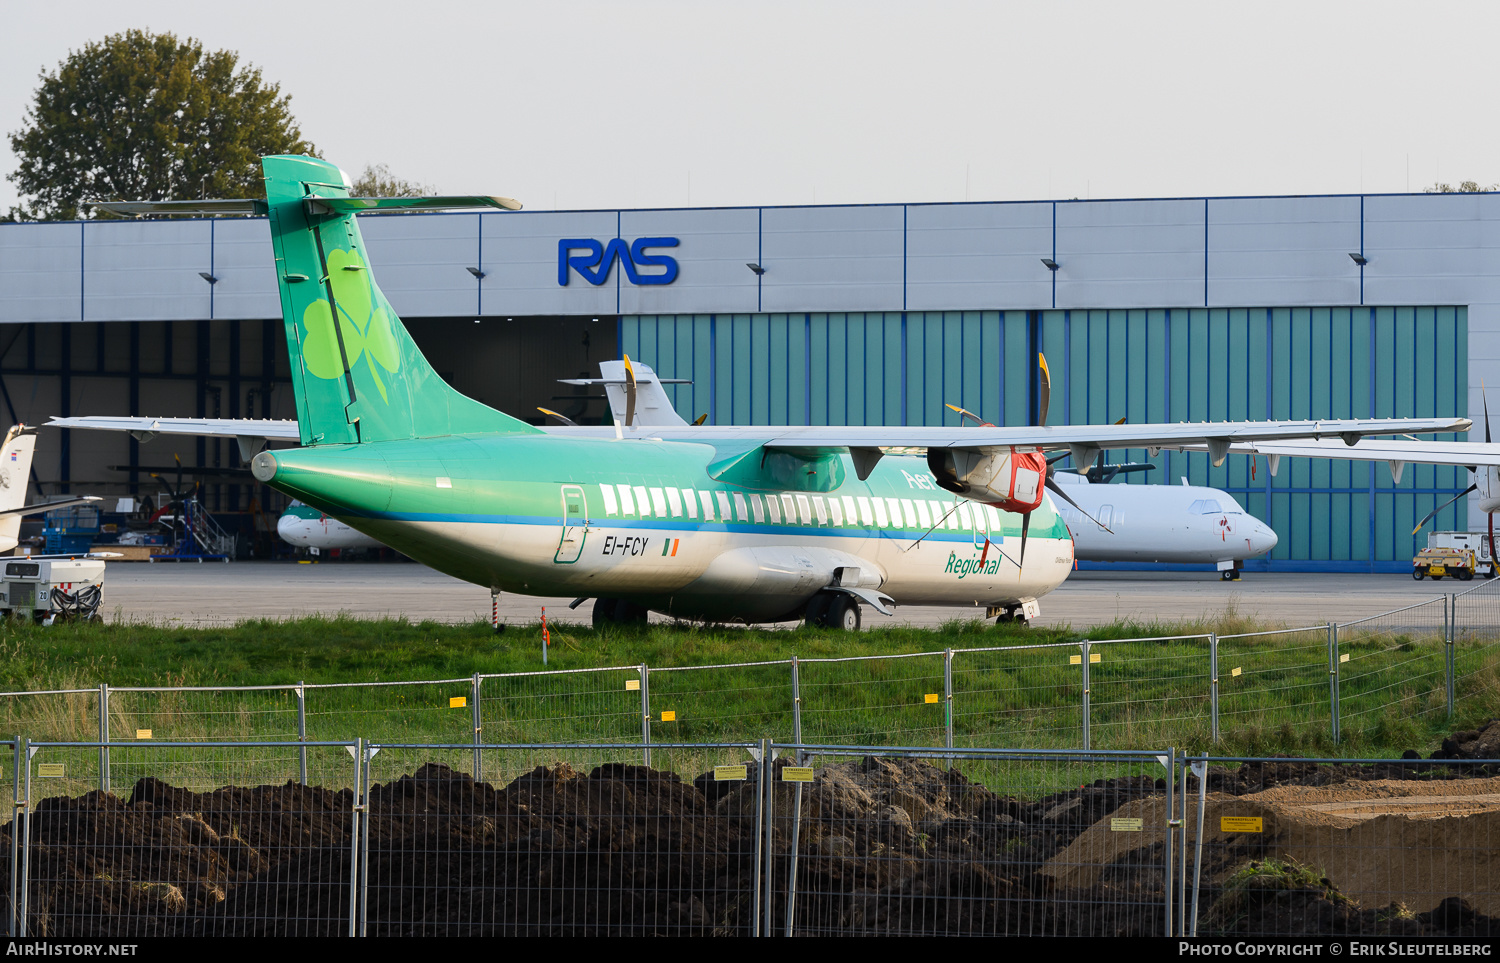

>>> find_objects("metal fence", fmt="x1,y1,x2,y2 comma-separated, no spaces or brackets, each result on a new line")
1,740,1493,937
3,588,1500,768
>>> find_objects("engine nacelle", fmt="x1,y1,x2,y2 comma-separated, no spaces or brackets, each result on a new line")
1479,465,1500,515
927,446,1047,515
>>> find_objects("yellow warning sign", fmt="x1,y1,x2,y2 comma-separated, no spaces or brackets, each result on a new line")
1221,816,1263,833
661,710,676,722
449,696,467,709
714,765,747,781
924,693,940,704
1090,653,1101,663
135,729,152,740
1069,655,1081,664
625,679,641,691
1110,817,1143,832
1231,667,1242,677
781,767,814,783
37,764,64,779
1339,653,1350,663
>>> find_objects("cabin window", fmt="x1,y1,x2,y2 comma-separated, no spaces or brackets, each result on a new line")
842,496,859,526
634,486,652,518
751,494,765,523
732,492,749,523
812,496,829,525
666,487,683,517
699,491,716,521
766,494,782,523
915,500,931,530
829,497,844,527
872,497,889,528
599,484,619,516
900,499,917,528
795,494,812,525
649,488,668,516
617,484,636,515
717,491,733,522
781,494,797,524
856,496,874,526
956,503,972,529
887,498,903,528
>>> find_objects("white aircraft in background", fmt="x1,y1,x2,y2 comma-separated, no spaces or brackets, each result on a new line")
276,500,382,554
0,425,101,554
1051,471,1277,579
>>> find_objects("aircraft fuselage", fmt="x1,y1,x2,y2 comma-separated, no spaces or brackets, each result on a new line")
253,433,1073,622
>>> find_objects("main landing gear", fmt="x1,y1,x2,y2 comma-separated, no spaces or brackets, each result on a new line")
995,604,1029,627
592,597,650,629
804,591,862,631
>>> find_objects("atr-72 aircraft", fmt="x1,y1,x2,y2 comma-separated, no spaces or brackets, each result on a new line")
64,154,1471,629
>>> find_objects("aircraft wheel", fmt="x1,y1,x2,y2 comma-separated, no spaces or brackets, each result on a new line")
827,594,861,631
1220,571,1233,582
616,601,650,624
804,592,833,627
592,598,620,629
1413,568,1425,581
996,605,1029,627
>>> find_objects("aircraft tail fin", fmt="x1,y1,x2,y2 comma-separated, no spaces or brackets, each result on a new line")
259,155,540,445
598,360,690,427
0,426,35,551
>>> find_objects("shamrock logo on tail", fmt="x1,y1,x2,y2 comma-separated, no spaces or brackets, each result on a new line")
301,248,402,403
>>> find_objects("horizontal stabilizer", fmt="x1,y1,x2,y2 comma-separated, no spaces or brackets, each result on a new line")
90,199,268,218
311,195,522,214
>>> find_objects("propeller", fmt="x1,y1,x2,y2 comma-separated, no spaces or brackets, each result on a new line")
537,407,578,427
622,354,638,428
944,354,1111,571
1412,385,1493,542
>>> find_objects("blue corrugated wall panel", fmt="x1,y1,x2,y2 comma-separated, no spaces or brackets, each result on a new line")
622,306,1467,571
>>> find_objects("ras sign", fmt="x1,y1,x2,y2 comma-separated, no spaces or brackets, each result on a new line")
558,237,679,286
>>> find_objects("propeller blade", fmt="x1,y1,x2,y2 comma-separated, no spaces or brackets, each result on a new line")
536,407,578,427
1018,511,1031,569
1411,483,1478,535
945,403,992,427
1491,512,1495,571
1036,354,1051,427
1485,381,1491,444
622,354,638,428
692,413,708,426
1046,476,1114,533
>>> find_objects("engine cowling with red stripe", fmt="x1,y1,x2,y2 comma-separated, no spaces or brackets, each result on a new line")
926,446,1048,515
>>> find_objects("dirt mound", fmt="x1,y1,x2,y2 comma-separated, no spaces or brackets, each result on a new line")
3,758,1496,937
1433,719,1500,761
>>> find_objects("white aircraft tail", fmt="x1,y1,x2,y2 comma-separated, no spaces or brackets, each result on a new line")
597,360,690,427
0,426,36,552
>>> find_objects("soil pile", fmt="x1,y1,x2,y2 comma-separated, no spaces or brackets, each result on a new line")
0,754,1494,937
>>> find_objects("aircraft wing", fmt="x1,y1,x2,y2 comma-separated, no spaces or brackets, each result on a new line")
1171,437,1500,479
0,495,102,518
47,416,301,460
557,417,1471,457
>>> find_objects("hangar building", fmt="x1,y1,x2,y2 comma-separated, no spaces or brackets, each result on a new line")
0,188,1492,571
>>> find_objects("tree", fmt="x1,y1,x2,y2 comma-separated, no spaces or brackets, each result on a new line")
350,164,432,198
1425,180,1497,194
7,29,317,220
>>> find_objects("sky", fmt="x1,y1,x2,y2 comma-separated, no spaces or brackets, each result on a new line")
3,1,1498,215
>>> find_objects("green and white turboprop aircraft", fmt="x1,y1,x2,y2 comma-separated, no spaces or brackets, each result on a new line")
70,155,1473,628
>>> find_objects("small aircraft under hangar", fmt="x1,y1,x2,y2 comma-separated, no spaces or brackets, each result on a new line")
51,154,1477,628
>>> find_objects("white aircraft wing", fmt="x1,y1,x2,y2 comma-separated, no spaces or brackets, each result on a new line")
557,417,1471,455
1177,437,1500,468
47,416,300,460
0,495,102,518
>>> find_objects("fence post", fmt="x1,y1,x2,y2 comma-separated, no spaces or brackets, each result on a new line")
761,738,775,939
1446,594,1456,718
1328,622,1340,744
1190,753,1209,937
9,737,20,937
943,648,954,754
784,748,804,937
19,741,34,937
296,681,308,786
1163,746,1175,938
350,738,365,938
640,664,651,768
471,672,482,780
1208,633,1220,744
97,683,109,794
790,656,802,745
1080,641,1091,751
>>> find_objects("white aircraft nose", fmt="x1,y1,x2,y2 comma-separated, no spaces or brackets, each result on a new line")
1248,522,1278,556
276,514,306,545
